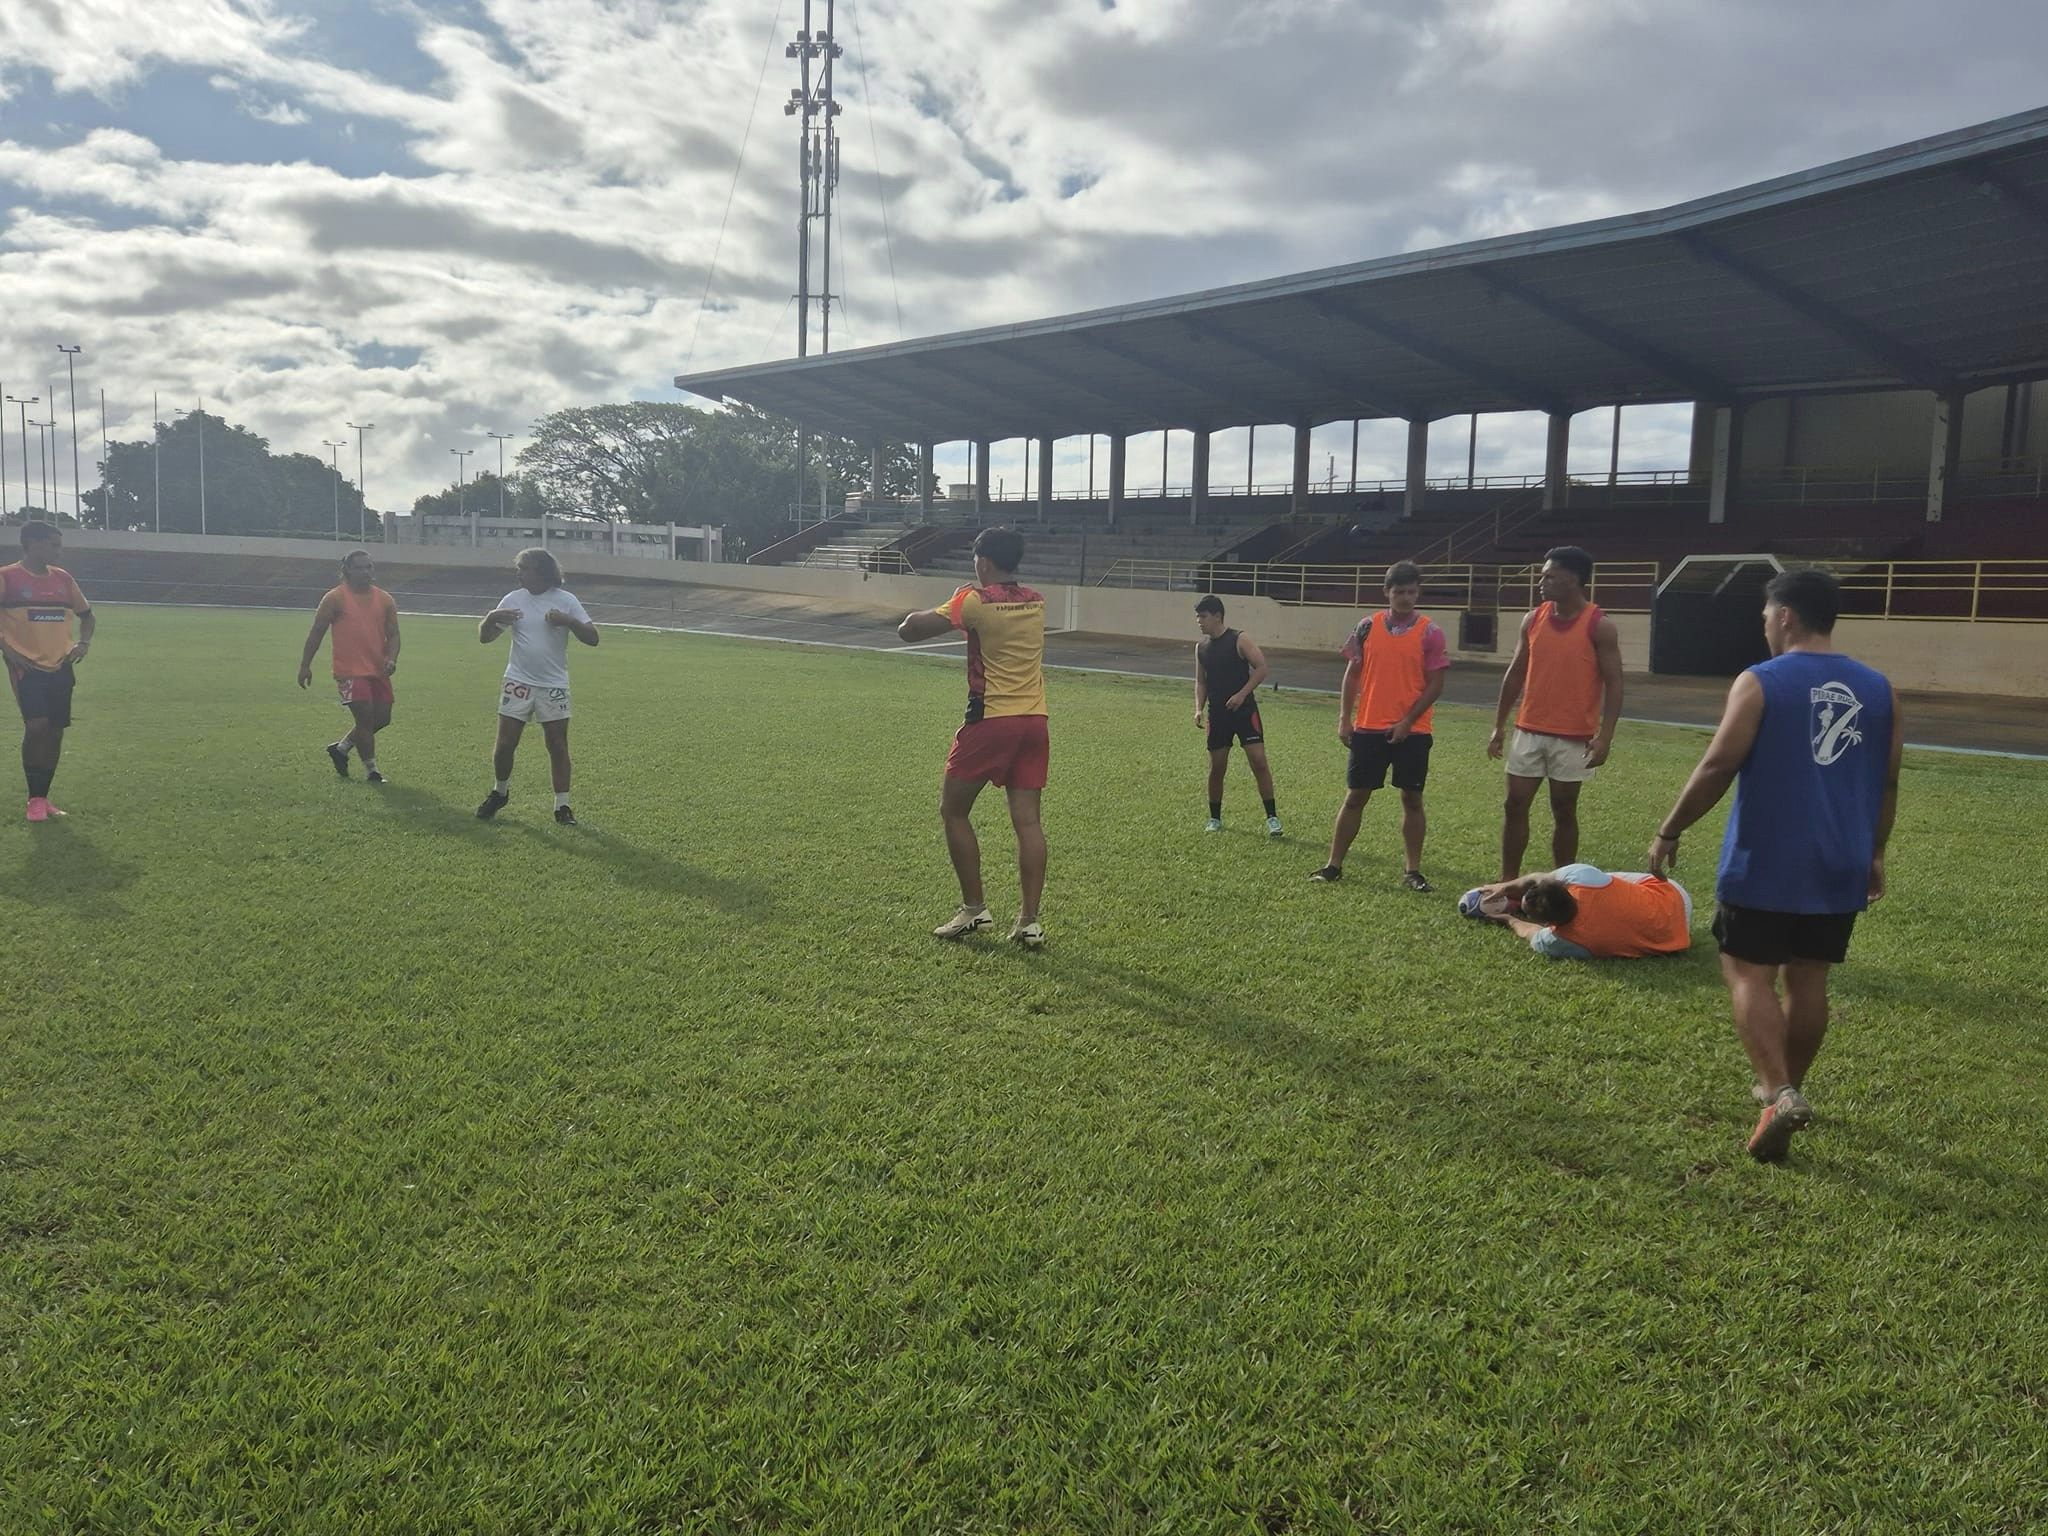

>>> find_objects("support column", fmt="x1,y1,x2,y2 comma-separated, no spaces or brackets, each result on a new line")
1707,405,1743,525
1542,411,1571,511
867,444,885,503
1927,389,1966,523
1108,433,1127,530
1290,423,1311,515
1608,406,1622,488
1036,436,1053,521
1191,429,1211,526
918,442,934,519
1403,418,1429,517
974,440,991,519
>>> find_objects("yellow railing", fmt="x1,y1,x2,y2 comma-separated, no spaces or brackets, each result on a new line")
1809,559,2048,621
1093,559,1661,613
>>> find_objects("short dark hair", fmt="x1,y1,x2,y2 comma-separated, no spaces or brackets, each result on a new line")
973,526,1024,574
1195,595,1225,618
1543,546,1594,586
516,546,563,588
20,520,59,548
1385,560,1422,589
342,548,372,569
1520,877,1579,927
1765,568,1841,635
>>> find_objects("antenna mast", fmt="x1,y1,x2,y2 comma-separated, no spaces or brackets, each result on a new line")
787,1,843,517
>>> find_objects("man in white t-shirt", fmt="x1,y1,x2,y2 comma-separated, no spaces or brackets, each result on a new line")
474,547,599,825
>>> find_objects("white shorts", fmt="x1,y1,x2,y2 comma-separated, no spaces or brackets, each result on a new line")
1506,728,1597,783
498,679,570,723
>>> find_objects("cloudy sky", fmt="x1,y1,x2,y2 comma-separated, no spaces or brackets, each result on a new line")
2,0,2044,515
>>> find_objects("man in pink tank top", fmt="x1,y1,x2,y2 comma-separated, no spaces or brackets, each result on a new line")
1486,546,1624,879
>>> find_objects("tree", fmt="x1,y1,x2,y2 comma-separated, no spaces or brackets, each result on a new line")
517,402,930,558
410,471,550,524
86,412,373,537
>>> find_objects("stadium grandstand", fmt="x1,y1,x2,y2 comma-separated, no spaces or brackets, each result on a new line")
675,105,2048,688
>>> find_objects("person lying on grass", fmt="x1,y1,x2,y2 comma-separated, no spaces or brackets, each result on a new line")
1460,863,1692,959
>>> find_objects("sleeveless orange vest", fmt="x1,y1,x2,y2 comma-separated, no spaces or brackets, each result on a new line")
1517,601,1604,739
1555,876,1690,958
1354,611,1435,733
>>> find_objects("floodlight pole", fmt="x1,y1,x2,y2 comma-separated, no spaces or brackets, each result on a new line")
452,448,474,545
99,389,109,528
152,391,162,532
487,431,516,520
57,346,82,525
8,395,39,516
323,440,348,540
786,2,844,518
348,422,373,540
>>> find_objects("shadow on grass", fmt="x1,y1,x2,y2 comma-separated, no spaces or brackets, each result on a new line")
992,944,1674,1182
6,822,140,916
366,782,775,914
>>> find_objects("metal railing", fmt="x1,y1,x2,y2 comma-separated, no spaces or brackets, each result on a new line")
1743,456,2048,506
1410,488,1548,566
1809,558,2048,621
1092,558,1661,613
802,544,915,574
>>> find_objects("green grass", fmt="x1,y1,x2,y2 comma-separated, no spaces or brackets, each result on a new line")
3,605,2046,1535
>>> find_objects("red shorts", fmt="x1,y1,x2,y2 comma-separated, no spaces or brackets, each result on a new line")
944,714,1049,790
337,675,394,706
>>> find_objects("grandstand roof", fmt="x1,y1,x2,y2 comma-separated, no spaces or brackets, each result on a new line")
674,107,2048,445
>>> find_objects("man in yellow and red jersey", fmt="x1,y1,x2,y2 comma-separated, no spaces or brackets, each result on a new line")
896,526,1049,949
297,549,401,783
1460,863,1693,960
1486,545,1625,879
1310,560,1448,890
1,521,96,822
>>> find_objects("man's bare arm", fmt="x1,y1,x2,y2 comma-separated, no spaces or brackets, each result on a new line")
898,609,954,643
1390,669,1446,742
1870,688,1905,901
1488,613,1535,754
480,607,520,643
1586,615,1625,767
1648,672,1765,873
297,601,334,686
1231,634,1271,707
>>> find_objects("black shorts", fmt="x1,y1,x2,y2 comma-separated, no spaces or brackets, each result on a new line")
1712,903,1858,966
1347,730,1432,792
1207,701,1264,751
8,662,74,729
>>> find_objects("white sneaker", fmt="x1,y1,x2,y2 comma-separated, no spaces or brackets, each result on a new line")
1266,815,1283,837
1204,817,1223,833
933,904,993,940
1010,919,1045,950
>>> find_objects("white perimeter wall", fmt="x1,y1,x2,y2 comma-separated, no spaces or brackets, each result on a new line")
54,530,2046,698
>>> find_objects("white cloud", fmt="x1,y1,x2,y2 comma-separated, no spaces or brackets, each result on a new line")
0,0,2043,508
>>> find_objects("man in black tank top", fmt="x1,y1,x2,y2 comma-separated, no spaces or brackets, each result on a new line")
1194,596,1281,836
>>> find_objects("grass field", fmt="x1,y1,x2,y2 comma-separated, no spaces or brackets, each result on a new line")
4,605,2046,1534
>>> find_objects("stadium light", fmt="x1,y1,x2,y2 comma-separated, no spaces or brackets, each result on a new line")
486,431,517,520
347,422,374,540
6,395,36,518
57,346,82,525
452,447,474,546
322,440,348,541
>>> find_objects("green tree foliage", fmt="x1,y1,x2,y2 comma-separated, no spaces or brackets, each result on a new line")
409,470,549,525
86,412,372,538
516,402,929,558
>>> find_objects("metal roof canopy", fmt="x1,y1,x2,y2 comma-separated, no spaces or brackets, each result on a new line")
675,107,2048,446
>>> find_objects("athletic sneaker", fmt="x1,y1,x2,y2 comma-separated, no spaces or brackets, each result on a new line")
554,805,578,826
1266,816,1283,838
25,796,51,823
1204,817,1223,833
475,790,510,820
1010,919,1046,950
933,904,993,940
1309,865,1343,882
326,742,350,778
1748,1086,1816,1163
366,770,386,785
1402,871,1434,893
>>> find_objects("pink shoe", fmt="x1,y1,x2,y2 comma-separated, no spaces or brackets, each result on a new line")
25,796,49,822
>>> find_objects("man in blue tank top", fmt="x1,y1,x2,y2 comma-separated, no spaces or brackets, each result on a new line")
1647,570,1903,1163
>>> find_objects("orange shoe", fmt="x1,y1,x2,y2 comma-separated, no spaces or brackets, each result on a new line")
1748,1087,1814,1163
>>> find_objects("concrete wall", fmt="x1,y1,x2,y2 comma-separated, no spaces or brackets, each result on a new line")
1717,385,2043,477
50,529,2047,698
1834,616,2048,698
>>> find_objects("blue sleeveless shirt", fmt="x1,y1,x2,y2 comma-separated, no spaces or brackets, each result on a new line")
1716,650,1893,915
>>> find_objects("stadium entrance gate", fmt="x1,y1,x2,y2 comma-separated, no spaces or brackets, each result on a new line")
1651,554,1784,677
